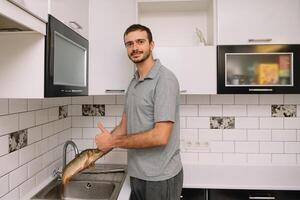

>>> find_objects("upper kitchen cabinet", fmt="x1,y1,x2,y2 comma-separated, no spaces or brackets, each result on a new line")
7,0,48,22
89,0,136,95
217,0,300,45
137,0,217,94
49,0,89,39
0,0,46,34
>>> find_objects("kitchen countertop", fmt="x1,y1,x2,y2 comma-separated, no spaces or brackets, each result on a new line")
117,164,300,199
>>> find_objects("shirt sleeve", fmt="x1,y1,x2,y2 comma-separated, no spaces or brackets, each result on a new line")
154,75,179,123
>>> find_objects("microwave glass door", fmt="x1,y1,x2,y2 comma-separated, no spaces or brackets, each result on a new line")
225,53,293,87
53,31,87,87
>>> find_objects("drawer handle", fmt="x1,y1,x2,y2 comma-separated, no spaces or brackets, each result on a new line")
249,197,276,200
105,89,125,93
69,21,83,30
248,38,272,43
180,90,187,93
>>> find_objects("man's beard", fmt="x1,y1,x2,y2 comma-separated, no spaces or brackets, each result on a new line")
128,49,151,64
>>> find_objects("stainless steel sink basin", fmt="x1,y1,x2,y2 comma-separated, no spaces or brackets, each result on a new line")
31,164,126,200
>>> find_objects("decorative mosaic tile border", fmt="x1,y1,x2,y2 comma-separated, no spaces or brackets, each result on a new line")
210,117,235,129
59,105,68,119
271,104,296,117
9,129,28,153
82,104,105,116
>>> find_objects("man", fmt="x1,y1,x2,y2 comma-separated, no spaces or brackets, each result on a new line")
95,24,183,200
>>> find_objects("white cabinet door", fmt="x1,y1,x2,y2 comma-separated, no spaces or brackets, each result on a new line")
0,33,44,98
217,0,300,45
89,0,136,95
153,46,217,94
50,0,89,39
8,0,48,22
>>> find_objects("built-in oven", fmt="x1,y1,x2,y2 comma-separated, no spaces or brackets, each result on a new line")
45,15,88,97
217,45,300,94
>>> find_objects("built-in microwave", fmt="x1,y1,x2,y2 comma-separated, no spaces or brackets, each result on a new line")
217,45,300,94
45,15,88,97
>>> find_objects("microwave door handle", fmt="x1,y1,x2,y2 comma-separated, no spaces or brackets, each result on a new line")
248,38,272,43
69,21,83,30
249,88,273,92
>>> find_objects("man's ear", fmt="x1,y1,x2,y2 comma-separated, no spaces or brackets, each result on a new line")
150,41,155,51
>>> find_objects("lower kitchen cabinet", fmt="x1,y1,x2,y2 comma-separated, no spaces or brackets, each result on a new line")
181,188,207,200
209,189,300,200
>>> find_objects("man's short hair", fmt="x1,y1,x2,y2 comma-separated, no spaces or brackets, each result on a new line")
124,24,153,43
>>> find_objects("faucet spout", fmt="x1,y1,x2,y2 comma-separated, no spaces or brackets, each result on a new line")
63,140,79,171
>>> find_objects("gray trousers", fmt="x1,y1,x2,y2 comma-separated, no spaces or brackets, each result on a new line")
129,169,183,200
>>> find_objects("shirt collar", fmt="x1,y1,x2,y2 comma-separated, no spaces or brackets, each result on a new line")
134,59,162,81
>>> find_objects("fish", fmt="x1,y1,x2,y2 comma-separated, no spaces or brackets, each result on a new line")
61,148,105,197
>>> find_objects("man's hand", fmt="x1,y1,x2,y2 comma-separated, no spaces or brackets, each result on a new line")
95,122,114,152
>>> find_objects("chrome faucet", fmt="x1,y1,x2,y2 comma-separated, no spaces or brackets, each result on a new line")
63,140,79,170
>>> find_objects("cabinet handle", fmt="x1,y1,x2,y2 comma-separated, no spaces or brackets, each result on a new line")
248,38,272,43
249,197,275,200
180,90,187,93
69,21,83,30
249,88,273,92
105,90,125,93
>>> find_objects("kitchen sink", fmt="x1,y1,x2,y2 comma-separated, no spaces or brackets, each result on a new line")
31,164,126,200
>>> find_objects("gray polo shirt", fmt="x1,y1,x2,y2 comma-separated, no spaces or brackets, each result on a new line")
124,59,182,181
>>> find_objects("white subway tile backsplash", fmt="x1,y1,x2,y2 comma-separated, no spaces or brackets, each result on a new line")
48,107,59,122
19,176,36,198
186,95,209,104
235,142,259,153
0,187,19,200
102,151,127,164
27,126,42,145
0,151,19,177
42,151,54,168
42,98,54,109
28,157,42,177
0,135,8,156
82,128,98,139
284,94,300,104
247,105,271,117
285,142,300,153
211,95,234,105
27,99,42,111
272,154,296,164
271,130,297,141
42,123,54,139
94,95,116,104
71,105,82,116
35,167,50,187
72,116,93,128
210,141,234,152
247,154,271,164
198,153,223,164
223,153,247,164
180,152,198,164
19,111,35,130
94,117,116,128
0,99,8,116
35,109,48,125
198,129,222,141
234,95,259,105
186,117,210,128
223,129,247,141
71,128,82,138
284,118,300,129
198,105,222,116
0,114,18,136
235,117,259,129
180,117,186,128
0,175,9,198
180,95,186,104
260,118,284,129
247,130,271,141
105,105,123,116
71,96,93,105
9,99,27,114
180,129,198,141
20,144,36,165
35,139,48,156
223,105,247,116
180,105,198,116
260,142,284,153
53,120,64,134
259,95,283,104
72,139,94,150
9,164,27,190
48,135,58,150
